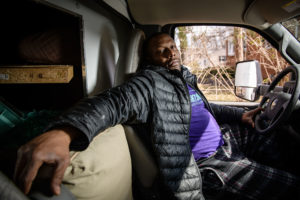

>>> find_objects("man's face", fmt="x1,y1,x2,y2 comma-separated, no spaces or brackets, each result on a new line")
146,34,182,71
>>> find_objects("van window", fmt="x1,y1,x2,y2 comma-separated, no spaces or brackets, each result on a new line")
175,26,289,102
282,16,300,41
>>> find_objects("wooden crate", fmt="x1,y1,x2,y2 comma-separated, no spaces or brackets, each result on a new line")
0,65,73,84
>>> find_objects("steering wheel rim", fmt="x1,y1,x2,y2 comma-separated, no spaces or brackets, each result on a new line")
255,65,300,134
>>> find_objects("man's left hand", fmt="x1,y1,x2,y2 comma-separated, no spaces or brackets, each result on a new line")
241,107,263,128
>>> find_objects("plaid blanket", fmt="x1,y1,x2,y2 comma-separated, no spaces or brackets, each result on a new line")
197,124,300,200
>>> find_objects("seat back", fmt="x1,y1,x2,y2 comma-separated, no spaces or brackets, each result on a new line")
114,29,145,86
123,125,158,188
116,28,158,189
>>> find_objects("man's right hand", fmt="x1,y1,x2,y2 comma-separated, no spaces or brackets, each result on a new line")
14,127,79,195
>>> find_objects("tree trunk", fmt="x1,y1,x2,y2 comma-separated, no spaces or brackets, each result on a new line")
237,28,244,61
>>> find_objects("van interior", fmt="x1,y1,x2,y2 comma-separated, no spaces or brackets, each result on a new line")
1,0,300,199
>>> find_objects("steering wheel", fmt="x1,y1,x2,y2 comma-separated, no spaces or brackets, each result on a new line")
255,65,300,134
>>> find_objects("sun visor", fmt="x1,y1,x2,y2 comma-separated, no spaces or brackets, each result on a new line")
245,0,300,26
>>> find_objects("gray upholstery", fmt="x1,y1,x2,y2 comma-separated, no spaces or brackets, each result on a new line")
0,171,29,200
123,125,158,188
29,185,76,200
114,29,145,86
118,29,158,188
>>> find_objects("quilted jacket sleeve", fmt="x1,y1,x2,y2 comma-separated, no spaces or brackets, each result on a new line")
210,103,245,125
46,72,154,150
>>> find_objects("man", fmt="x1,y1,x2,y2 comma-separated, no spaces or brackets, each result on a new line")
14,33,299,200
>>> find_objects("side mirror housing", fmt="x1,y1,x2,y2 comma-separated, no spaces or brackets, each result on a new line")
234,60,262,101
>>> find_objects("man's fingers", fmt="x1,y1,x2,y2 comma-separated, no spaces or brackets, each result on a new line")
20,154,43,194
51,159,70,195
13,130,74,195
253,107,263,114
246,107,262,128
14,148,26,183
245,107,263,119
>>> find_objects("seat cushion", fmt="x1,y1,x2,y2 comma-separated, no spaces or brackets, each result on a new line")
62,125,132,200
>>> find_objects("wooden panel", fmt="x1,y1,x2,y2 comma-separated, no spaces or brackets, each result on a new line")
0,65,73,84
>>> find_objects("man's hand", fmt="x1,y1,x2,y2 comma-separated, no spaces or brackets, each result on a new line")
14,127,79,195
241,107,263,128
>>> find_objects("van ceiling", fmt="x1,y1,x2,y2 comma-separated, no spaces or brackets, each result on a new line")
126,0,300,28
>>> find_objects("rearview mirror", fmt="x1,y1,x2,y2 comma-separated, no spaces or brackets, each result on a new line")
234,60,262,101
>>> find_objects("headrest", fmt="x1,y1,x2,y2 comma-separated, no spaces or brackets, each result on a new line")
114,29,145,86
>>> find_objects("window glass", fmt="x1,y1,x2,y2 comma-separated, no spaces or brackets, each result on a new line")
175,26,289,102
282,16,300,41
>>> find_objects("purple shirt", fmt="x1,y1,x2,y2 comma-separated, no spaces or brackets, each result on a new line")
187,85,224,161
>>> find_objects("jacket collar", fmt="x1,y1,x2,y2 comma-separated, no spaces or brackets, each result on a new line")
181,65,197,85
139,64,197,86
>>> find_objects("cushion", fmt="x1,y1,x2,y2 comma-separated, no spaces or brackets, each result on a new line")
62,125,132,200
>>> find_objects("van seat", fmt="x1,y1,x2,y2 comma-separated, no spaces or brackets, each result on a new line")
114,29,145,86
123,125,158,188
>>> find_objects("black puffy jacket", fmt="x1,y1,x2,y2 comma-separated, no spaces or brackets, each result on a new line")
48,65,244,200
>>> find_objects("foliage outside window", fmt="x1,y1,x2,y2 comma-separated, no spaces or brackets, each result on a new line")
175,26,289,102
282,16,300,41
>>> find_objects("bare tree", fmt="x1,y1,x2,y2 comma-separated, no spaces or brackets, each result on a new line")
176,26,289,102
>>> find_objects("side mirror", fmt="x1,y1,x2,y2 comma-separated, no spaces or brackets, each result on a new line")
234,60,262,101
